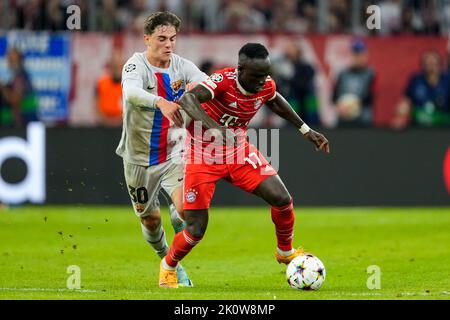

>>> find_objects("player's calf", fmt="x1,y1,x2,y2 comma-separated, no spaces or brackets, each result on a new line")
271,198,298,261
161,210,208,287
169,204,186,234
164,228,203,268
163,211,205,264
141,215,169,259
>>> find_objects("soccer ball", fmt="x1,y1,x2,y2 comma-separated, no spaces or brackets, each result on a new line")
286,254,326,290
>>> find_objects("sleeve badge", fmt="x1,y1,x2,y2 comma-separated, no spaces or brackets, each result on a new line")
210,73,223,83
125,64,137,73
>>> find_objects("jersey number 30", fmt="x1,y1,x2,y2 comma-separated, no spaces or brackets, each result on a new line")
128,185,149,204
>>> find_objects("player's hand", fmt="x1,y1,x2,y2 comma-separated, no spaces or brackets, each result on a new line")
156,99,184,127
304,130,330,154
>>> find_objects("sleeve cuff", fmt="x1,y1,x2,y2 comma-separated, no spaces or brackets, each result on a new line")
268,91,277,101
199,82,215,99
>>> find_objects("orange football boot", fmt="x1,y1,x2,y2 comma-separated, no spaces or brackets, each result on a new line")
159,260,178,288
275,247,305,264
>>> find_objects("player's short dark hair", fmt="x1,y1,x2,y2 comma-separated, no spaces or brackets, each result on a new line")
238,43,269,59
144,11,181,35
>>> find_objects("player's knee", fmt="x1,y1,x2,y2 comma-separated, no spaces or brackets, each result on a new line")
140,213,161,232
272,192,292,208
171,188,184,217
185,218,207,239
175,203,184,218
186,222,206,239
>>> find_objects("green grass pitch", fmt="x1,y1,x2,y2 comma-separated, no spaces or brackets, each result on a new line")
0,206,449,300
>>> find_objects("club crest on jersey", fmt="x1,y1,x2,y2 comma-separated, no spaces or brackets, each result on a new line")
125,64,136,73
254,99,263,109
185,188,198,203
171,79,184,92
210,73,223,83
135,203,145,213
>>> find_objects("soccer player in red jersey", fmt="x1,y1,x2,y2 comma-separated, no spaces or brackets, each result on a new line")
159,43,330,288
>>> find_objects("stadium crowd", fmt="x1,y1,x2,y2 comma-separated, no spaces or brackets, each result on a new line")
1,0,450,35
0,1,450,129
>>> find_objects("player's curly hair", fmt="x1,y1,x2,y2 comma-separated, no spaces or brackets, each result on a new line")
144,11,181,35
238,43,269,59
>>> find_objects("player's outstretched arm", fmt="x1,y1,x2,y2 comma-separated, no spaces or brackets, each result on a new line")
122,78,184,127
266,92,330,154
180,85,226,132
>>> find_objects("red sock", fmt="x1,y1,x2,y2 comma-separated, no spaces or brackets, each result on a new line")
164,229,202,268
271,199,295,252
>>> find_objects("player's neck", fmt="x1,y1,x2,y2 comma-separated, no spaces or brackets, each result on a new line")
236,76,253,95
146,51,171,69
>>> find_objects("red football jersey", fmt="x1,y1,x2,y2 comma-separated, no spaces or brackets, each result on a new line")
194,67,276,130
186,67,277,163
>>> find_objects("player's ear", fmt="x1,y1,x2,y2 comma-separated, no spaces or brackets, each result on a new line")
143,34,152,45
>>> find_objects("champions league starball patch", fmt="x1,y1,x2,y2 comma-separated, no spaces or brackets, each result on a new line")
210,73,223,83
125,64,136,73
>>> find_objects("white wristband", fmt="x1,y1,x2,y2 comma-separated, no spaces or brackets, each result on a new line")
299,123,310,135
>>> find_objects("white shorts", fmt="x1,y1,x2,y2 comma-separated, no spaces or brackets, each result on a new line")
123,160,184,218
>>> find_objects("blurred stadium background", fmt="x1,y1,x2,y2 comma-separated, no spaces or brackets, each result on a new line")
0,0,449,300
0,0,449,207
